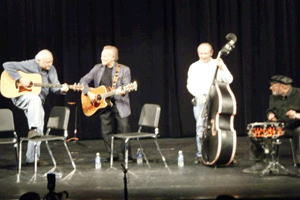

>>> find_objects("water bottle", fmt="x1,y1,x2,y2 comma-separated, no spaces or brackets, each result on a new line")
95,152,101,169
137,148,143,164
178,150,184,167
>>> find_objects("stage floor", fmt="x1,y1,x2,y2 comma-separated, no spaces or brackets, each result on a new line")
0,136,300,200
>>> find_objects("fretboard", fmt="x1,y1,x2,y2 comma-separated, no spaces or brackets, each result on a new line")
33,83,62,88
100,90,116,99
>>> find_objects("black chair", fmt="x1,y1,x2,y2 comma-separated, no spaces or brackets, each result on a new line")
110,103,168,169
0,109,18,172
18,106,76,174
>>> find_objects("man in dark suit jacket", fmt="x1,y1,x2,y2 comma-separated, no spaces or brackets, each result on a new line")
79,45,134,161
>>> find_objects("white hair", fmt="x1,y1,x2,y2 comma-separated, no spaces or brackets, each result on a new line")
35,49,53,61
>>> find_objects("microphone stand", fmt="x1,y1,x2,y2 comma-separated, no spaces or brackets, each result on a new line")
121,164,128,200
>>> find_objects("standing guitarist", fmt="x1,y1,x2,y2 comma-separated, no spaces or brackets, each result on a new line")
79,45,134,162
2,49,69,165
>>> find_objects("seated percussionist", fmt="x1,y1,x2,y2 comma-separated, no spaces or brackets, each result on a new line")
243,75,300,174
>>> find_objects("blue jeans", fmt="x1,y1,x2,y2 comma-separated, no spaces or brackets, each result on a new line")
193,99,206,158
12,95,44,163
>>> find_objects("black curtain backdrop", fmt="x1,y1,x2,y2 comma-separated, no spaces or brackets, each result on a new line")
0,0,299,140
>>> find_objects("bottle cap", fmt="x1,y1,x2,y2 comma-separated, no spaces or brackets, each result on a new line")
96,152,100,156
179,150,182,153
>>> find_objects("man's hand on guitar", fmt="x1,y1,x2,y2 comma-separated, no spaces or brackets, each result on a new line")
197,94,206,104
19,77,32,88
286,110,300,120
87,91,97,104
217,58,225,71
61,83,69,93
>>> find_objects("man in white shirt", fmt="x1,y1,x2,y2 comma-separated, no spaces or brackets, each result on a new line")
187,43,233,164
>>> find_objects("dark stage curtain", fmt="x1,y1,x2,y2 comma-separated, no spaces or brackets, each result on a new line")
0,0,299,140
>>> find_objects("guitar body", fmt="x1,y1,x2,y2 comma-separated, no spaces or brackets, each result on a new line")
0,71,42,98
202,82,237,166
81,86,113,117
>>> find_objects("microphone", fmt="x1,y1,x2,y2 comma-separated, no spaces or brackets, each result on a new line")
221,33,237,55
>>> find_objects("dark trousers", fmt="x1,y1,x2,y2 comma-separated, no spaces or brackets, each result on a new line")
100,105,131,158
249,126,300,164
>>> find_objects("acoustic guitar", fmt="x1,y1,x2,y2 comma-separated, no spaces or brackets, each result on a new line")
81,81,137,117
0,70,83,98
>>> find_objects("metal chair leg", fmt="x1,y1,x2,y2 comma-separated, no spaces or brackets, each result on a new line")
137,138,151,168
14,143,18,173
18,140,23,174
154,138,168,168
45,141,57,167
63,140,76,169
289,138,297,167
34,142,38,174
125,138,129,169
110,136,114,168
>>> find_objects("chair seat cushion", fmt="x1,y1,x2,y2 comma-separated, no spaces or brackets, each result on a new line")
20,135,65,142
113,132,156,139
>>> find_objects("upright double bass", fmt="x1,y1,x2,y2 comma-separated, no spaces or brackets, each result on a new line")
201,33,237,166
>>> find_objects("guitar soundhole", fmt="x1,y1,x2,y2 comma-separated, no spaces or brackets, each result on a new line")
19,86,32,93
96,94,102,101
93,102,100,107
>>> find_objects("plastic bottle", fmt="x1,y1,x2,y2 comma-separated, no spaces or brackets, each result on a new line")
95,152,101,169
137,148,143,164
178,150,184,167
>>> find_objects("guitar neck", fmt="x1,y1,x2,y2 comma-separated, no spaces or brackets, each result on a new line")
101,90,117,99
33,83,63,88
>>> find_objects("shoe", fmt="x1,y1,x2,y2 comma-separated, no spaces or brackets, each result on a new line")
25,160,40,166
242,162,267,174
38,160,49,166
28,129,42,139
194,156,202,164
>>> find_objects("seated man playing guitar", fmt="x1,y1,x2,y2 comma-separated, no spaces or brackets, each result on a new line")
79,45,135,162
2,49,70,165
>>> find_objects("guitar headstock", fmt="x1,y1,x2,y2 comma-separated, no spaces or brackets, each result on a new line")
69,83,84,91
124,81,138,92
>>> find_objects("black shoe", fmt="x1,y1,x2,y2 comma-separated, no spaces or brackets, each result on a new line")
194,156,202,165
25,160,40,166
243,162,267,174
38,160,49,166
28,129,42,139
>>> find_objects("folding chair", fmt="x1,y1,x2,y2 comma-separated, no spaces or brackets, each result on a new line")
110,103,168,169
0,109,18,172
18,106,76,174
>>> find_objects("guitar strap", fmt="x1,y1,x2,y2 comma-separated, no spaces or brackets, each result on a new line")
111,64,121,90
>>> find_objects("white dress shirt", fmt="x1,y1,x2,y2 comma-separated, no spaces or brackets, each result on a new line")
187,58,233,98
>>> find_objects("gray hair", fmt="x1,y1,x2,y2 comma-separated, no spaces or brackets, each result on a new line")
103,45,119,61
35,49,53,62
